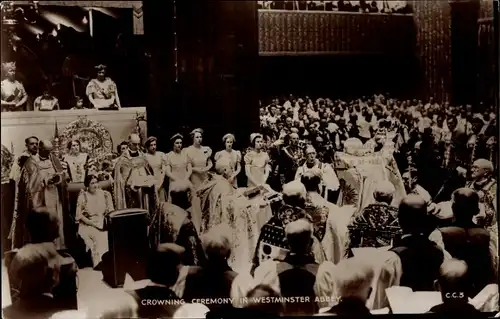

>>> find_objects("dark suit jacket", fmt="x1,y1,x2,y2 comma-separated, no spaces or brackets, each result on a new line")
439,225,494,296
277,254,319,316
428,301,482,316
324,297,371,317
390,235,444,291
182,263,237,312
127,285,182,319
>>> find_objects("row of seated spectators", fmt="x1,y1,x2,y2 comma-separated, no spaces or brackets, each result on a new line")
258,0,411,14
4,178,498,318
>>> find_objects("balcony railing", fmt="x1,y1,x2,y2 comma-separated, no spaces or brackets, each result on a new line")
257,1,411,15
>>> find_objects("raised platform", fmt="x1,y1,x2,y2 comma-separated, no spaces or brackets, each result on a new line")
1,107,146,156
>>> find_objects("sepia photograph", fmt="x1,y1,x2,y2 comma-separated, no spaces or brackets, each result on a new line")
0,0,499,318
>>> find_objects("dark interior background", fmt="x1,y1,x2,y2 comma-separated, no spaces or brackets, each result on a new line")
1,6,145,109
258,53,420,102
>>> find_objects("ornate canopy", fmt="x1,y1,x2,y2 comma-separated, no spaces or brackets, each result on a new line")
56,116,114,167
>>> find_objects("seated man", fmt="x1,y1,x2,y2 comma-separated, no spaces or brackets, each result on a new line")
319,257,374,316
428,259,481,315
348,181,401,250
390,194,444,291
4,243,65,319
439,188,494,297
253,219,321,316
127,243,185,319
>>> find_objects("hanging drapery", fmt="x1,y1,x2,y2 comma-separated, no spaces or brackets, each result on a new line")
173,0,179,83
258,10,415,55
478,18,496,105
409,0,452,103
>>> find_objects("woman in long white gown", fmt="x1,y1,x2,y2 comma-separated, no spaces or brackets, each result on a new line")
184,129,212,189
244,133,271,188
1,61,28,112
76,174,114,268
184,129,212,232
86,64,121,110
214,133,241,188
165,134,192,197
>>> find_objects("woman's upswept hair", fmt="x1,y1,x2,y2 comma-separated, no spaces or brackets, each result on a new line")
144,136,157,149
67,139,81,151
84,173,98,188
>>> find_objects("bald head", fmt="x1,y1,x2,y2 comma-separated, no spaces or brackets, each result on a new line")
129,134,141,144
128,134,141,152
398,194,429,235
471,159,494,180
373,181,395,204
334,257,375,301
38,140,53,158
438,259,469,301
282,181,307,208
344,138,363,155
282,181,306,199
39,140,53,151
440,259,468,280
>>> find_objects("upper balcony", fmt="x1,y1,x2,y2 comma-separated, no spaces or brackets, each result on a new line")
258,1,415,55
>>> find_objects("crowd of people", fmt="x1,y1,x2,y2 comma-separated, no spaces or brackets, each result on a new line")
258,0,411,14
2,93,499,318
1,61,122,112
